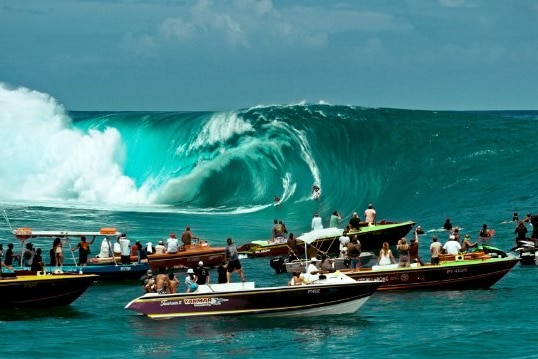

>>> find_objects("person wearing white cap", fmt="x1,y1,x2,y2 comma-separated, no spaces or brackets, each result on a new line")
155,240,166,255
195,260,210,285
185,268,198,293
443,234,461,255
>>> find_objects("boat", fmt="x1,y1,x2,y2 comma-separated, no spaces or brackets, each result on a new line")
343,245,518,291
11,227,149,281
125,271,382,319
89,238,226,272
0,271,98,308
237,220,416,257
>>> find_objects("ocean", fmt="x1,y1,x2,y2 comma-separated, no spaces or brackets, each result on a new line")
1,86,538,358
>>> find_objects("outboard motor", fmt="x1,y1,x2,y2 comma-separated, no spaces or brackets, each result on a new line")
270,256,286,274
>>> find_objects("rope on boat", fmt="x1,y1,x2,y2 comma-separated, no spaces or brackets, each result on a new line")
1,204,13,232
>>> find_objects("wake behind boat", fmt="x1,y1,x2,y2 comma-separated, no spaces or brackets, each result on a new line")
125,271,382,319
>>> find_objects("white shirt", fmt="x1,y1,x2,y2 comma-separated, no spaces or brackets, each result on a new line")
119,237,131,256
311,216,323,230
166,237,179,253
443,240,461,255
155,243,166,255
99,237,111,258
339,235,350,251
365,208,376,223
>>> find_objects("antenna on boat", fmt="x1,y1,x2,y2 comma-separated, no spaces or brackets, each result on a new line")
1,204,13,232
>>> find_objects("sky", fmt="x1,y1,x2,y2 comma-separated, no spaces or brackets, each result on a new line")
1,0,537,111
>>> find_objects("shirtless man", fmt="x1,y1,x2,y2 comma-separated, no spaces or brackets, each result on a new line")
154,273,170,294
364,204,376,225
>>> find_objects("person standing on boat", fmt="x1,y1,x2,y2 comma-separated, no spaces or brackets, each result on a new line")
409,230,423,266
181,226,198,247
4,243,20,268
185,268,198,293
329,211,341,228
166,233,179,254
30,248,44,272
396,238,410,267
119,233,131,264
72,236,95,266
98,236,112,258
225,237,246,283
346,235,362,271
364,204,376,225
217,259,228,284
430,236,442,265
195,261,210,285
168,272,179,293
287,233,299,261
311,213,323,231
52,237,67,267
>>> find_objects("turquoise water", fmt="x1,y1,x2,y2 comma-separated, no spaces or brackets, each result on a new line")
1,92,538,358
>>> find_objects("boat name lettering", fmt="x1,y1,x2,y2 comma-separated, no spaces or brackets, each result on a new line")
160,299,182,306
120,267,131,271
446,268,468,274
184,297,212,305
308,289,320,294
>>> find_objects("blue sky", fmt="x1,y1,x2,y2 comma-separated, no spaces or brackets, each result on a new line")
1,0,537,111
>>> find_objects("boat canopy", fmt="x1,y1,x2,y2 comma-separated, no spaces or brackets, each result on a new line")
297,228,344,245
13,227,120,239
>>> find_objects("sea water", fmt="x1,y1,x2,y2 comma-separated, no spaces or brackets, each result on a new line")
1,91,538,358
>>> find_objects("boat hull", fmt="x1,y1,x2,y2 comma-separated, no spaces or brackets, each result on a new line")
14,263,150,281
0,274,97,308
346,256,518,291
125,277,382,319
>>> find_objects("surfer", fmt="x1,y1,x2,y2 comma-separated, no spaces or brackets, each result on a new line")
274,195,281,205
311,184,320,199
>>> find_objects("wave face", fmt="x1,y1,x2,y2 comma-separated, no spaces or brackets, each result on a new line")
1,84,537,229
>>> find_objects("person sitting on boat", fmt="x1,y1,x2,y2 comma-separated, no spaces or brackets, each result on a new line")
443,235,461,255
185,268,198,293
364,204,376,225
397,238,410,268
142,269,156,293
319,254,334,272
98,236,112,258
288,271,305,286
181,226,198,247
155,273,170,294
377,242,395,266
272,220,286,242
168,272,179,293
311,213,323,231
155,240,166,255
348,212,361,230
304,257,321,283
166,233,179,254
461,234,477,252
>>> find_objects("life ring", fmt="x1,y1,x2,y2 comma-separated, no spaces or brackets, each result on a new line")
14,227,32,241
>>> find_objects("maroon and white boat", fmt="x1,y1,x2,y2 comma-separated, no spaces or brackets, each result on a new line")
125,271,382,319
